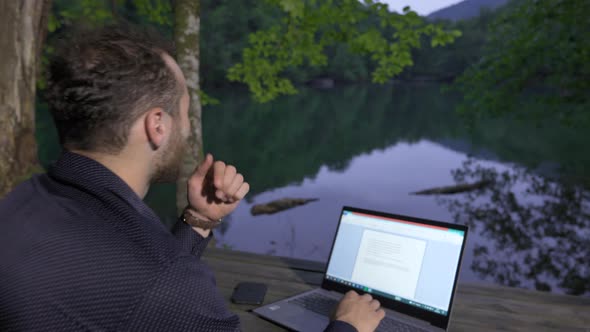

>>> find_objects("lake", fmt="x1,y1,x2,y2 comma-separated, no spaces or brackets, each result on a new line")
36,83,589,296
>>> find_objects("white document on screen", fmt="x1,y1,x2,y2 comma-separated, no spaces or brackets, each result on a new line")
351,230,427,300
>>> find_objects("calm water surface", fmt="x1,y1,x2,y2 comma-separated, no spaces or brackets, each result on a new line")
36,84,590,295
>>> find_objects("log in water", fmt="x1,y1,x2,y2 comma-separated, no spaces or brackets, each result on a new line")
251,198,319,216
412,180,492,195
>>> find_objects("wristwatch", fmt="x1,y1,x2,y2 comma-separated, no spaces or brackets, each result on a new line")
182,207,223,230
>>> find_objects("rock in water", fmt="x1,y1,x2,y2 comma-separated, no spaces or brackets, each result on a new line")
250,198,319,216
412,180,492,195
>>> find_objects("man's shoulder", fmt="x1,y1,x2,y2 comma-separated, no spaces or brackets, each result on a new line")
0,172,174,288
0,173,86,229
0,173,42,208
0,172,180,265
0,174,136,262
2,174,59,222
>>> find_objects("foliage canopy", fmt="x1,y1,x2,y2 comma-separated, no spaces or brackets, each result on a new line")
229,0,461,102
43,0,460,103
455,0,590,125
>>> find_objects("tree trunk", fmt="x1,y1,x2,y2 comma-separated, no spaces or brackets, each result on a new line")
0,0,51,197
174,0,203,215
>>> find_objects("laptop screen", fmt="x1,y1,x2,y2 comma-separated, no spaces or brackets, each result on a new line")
325,208,465,316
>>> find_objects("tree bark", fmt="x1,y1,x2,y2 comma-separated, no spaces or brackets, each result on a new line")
174,0,203,214
0,0,51,197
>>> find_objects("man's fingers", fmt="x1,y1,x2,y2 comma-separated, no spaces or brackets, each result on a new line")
193,154,213,179
227,173,244,198
217,180,249,203
223,165,237,189
233,182,250,201
200,159,248,202
369,299,381,310
215,191,226,201
213,161,226,189
344,290,358,299
360,293,372,302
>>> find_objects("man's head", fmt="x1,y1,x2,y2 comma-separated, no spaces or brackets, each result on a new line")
45,24,190,183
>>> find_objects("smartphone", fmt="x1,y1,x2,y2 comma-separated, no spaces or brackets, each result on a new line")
231,282,267,305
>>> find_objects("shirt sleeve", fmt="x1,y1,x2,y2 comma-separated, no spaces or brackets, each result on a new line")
169,218,356,332
171,216,212,258
324,320,358,332
124,253,240,331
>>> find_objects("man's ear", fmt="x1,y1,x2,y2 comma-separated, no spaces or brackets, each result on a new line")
144,108,169,150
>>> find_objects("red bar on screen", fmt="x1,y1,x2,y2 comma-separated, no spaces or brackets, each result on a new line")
350,212,449,231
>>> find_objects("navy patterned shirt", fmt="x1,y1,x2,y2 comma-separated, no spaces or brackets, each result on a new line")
0,150,355,332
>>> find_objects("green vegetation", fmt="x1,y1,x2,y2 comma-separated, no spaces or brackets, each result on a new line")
42,0,460,103
455,0,590,125
226,0,460,101
199,0,485,89
198,0,508,91
44,0,589,121
400,9,495,81
39,0,590,189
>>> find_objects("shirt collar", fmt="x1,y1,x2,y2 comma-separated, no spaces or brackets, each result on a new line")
48,149,160,221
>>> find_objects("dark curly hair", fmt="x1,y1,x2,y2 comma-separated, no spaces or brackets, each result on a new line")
44,23,183,153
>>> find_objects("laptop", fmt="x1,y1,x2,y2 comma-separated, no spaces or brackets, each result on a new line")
253,206,468,331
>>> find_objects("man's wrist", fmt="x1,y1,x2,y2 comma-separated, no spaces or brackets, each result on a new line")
184,207,216,222
182,206,223,230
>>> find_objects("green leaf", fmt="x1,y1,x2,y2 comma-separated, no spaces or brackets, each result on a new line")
229,0,460,102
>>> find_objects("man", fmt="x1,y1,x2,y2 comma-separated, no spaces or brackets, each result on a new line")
0,25,384,331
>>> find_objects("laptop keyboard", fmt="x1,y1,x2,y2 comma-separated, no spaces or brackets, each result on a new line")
377,317,429,332
288,294,428,331
287,293,339,317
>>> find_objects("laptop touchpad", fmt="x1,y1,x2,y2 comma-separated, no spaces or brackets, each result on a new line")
284,310,329,332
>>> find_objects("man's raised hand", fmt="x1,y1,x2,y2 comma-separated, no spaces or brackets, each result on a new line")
187,153,250,221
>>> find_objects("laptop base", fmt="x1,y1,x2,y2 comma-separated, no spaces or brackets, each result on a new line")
253,288,441,332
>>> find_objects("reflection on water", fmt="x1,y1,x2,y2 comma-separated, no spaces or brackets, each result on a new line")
201,84,465,196
440,160,590,295
214,141,467,262
35,83,589,295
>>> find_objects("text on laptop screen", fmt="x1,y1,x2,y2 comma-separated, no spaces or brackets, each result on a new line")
325,209,465,316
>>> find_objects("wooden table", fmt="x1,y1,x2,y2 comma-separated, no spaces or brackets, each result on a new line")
203,248,590,331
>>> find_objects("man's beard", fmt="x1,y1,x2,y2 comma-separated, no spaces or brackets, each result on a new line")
151,122,187,183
